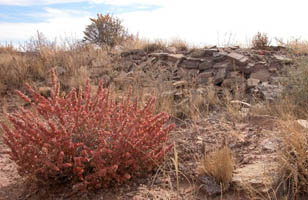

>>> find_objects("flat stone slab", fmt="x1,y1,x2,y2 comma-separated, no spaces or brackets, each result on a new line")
227,52,249,66
232,160,279,193
273,54,293,64
250,69,271,82
247,78,260,88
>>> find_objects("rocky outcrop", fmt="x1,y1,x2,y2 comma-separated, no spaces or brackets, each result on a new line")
93,46,294,101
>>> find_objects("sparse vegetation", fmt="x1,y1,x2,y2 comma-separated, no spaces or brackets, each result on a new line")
252,32,271,49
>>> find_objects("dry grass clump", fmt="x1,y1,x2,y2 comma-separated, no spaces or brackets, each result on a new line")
277,38,308,55
252,32,271,50
278,120,308,198
0,32,116,94
142,40,167,53
0,44,16,54
197,146,234,187
168,38,189,52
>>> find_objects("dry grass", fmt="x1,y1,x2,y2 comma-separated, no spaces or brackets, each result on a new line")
168,38,189,52
277,120,308,199
251,32,271,50
0,33,115,95
197,146,234,188
141,39,167,53
277,38,308,55
0,43,16,54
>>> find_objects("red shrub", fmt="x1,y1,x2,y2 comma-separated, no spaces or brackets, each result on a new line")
1,69,175,190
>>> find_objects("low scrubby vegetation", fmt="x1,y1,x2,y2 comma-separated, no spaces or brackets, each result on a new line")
1,69,175,191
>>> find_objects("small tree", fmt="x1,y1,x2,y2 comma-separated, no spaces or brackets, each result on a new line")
83,13,129,48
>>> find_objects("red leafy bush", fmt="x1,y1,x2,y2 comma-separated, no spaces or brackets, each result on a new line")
0,69,175,190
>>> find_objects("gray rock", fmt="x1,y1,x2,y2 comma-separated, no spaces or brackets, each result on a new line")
230,45,240,50
213,61,230,69
250,69,271,82
260,138,278,152
238,63,254,74
257,82,284,101
198,72,213,84
198,71,213,79
213,52,228,62
233,160,279,193
178,58,202,69
121,49,146,57
167,54,185,63
273,54,293,64
221,78,236,89
149,53,184,63
247,78,260,88
297,119,308,129
222,77,245,90
149,52,169,59
214,68,226,85
227,52,249,66
199,175,224,196
199,60,213,70
203,48,219,56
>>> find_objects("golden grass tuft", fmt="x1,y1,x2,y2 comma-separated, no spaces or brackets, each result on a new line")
278,120,308,198
198,146,234,187
142,39,167,53
168,38,189,52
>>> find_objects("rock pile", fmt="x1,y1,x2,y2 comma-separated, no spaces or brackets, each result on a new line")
90,46,294,101
86,47,295,100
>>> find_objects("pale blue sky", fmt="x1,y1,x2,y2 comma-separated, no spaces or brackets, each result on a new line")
1,0,308,46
